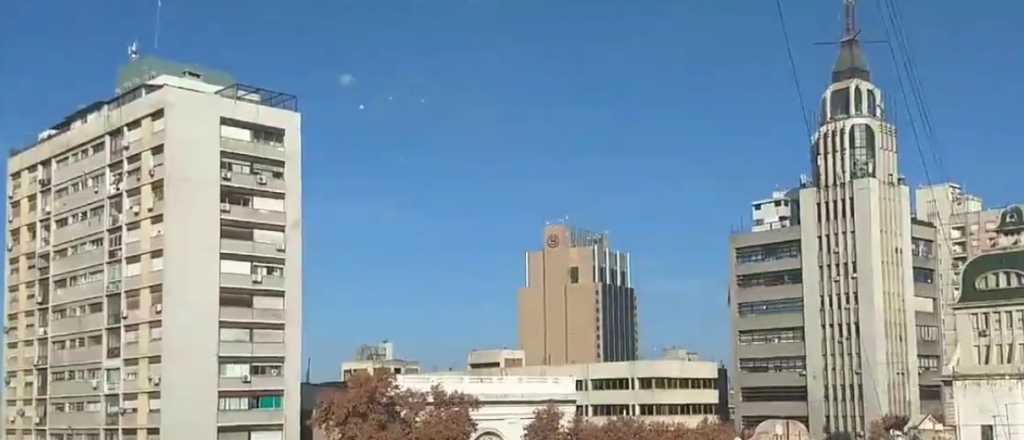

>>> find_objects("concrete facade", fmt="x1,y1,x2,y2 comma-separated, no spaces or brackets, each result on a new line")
518,224,637,366
471,355,724,427
396,375,576,440
2,59,302,439
728,2,941,435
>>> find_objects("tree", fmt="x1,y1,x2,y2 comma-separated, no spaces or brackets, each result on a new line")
525,404,568,440
869,414,910,440
312,372,480,440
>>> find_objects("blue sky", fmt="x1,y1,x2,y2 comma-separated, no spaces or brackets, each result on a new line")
1,1,1021,381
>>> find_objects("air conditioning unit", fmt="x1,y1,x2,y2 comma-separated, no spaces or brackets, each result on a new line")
276,242,286,252
120,408,128,415
43,206,50,214
220,203,231,213
833,276,841,282
32,359,43,366
147,204,154,212
256,175,268,185
120,138,130,150
148,168,156,177
38,178,49,187
8,415,15,423
154,304,162,314
221,170,233,181
109,184,121,193
37,328,46,336
6,243,12,252
35,294,44,304
3,376,10,386
979,329,990,337
33,416,41,425
15,409,24,417
252,274,264,284
93,186,100,194
241,374,252,383
130,205,140,215
121,309,129,319
151,376,160,386
91,379,99,390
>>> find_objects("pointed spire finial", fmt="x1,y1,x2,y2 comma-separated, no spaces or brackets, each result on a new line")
843,0,858,40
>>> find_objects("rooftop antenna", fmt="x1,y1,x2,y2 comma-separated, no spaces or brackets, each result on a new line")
305,357,311,383
128,40,140,62
153,0,163,49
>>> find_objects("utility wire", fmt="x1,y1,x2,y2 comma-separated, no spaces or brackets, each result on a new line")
774,0,814,139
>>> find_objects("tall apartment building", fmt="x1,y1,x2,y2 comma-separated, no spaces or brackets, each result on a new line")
518,223,637,366
3,57,302,440
729,1,942,434
915,183,1022,423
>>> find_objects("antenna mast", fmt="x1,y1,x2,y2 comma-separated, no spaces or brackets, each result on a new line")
843,0,858,39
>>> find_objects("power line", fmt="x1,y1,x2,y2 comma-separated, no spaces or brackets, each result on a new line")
774,0,814,139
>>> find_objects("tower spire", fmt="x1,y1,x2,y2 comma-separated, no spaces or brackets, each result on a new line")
832,0,870,82
843,0,858,40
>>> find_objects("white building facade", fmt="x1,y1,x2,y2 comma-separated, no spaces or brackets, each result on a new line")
471,356,726,427
2,57,303,440
396,375,576,440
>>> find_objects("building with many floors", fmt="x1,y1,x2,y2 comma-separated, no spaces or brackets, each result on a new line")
340,341,420,382
2,56,302,440
728,0,944,435
944,206,1024,440
470,348,727,426
518,223,638,366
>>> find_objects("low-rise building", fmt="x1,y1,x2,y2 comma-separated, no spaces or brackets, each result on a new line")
468,349,525,370
396,375,576,440
341,340,420,381
471,349,727,426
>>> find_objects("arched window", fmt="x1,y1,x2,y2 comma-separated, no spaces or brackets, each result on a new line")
830,87,850,119
850,124,876,178
867,90,878,117
854,88,864,115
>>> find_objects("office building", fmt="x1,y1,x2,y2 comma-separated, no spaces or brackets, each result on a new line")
396,375,576,440
340,341,420,381
518,223,637,366
946,207,1024,440
728,1,942,435
3,56,302,439
471,349,727,427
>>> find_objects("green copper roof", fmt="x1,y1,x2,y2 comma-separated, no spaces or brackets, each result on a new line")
958,249,1024,305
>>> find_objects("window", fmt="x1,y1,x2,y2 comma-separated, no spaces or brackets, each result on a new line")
850,123,876,178
918,355,940,371
736,270,802,288
253,296,284,310
252,364,282,377
150,252,163,271
253,329,284,343
739,357,806,373
738,328,804,345
830,87,850,119
737,298,802,316
911,238,934,258
638,378,716,390
569,266,580,284
220,364,250,378
735,241,800,264
218,394,284,411
590,378,631,391
913,268,935,284
981,425,994,440
917,325,939,342
590,405,631,417
741,386,807,402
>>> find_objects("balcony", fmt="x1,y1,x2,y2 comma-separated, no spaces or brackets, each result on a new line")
218,375,285,390
221,137,286,161
123,272,162,291
53,281,104,303
50,313,105,335
220,238,285,259
220,306,285,323
217,408,284,425
124,129,165,158
219,342,285,357
120,410,160,427
220,273,285,291
50,411,104,427
50,347,103,366
52,217,104,245
220,204,285,226
51,249,104,275
221,172,286,193
53,186,107,216
49,378,102,396
123,340,161,358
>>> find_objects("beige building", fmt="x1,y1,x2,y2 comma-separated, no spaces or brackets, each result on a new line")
518,224,637,366
470,349,726,427
2,57,302,440
467,349,525,370
340,341,420,381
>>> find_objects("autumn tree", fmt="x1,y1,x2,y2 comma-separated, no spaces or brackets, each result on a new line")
312,372,480,440
868,414,910,440
523,407,738,440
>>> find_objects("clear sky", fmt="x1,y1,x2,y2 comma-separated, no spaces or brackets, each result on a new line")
1,1,1021,381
